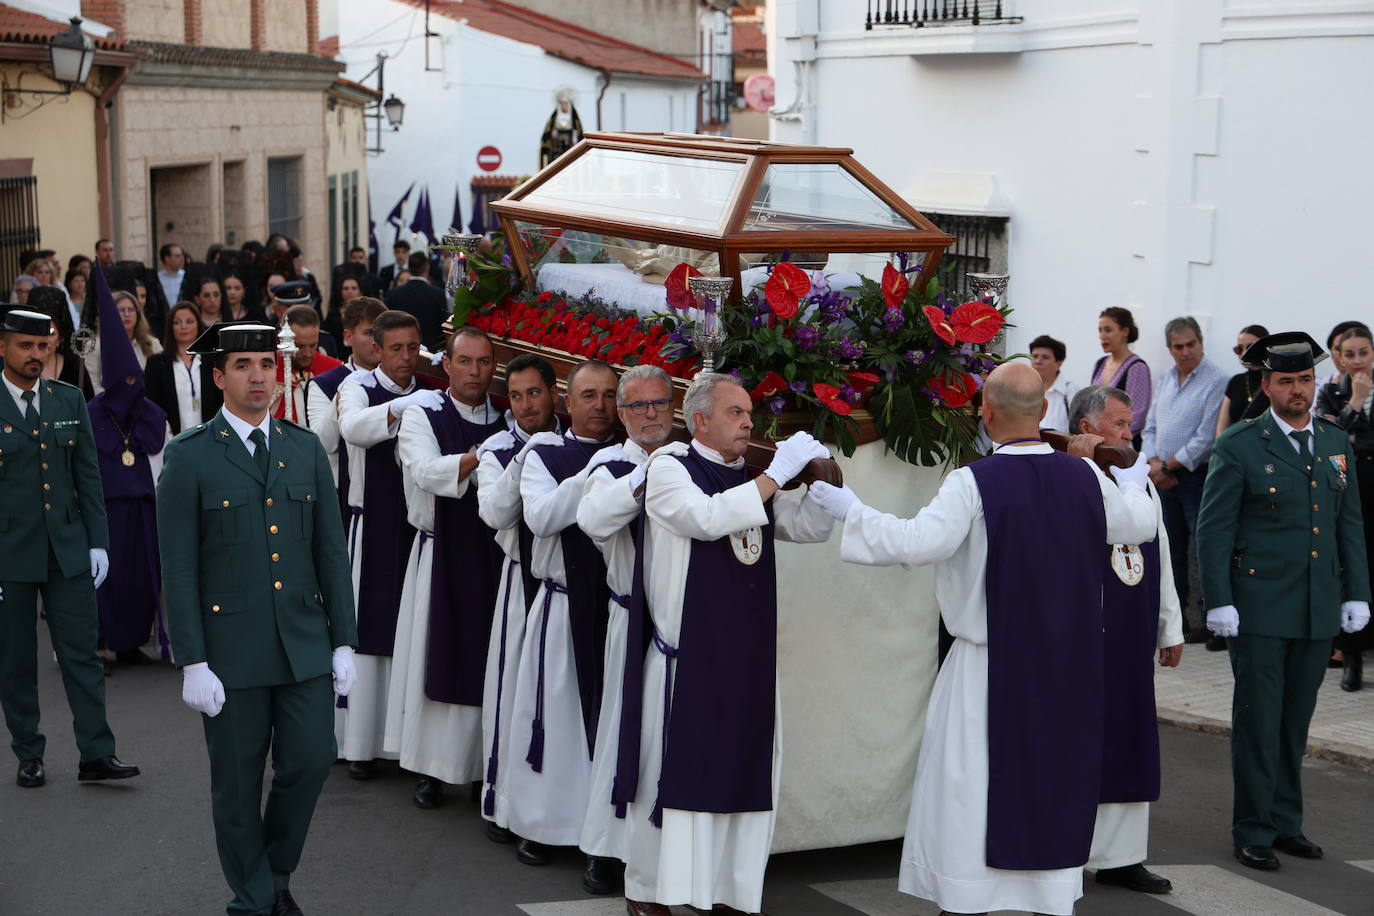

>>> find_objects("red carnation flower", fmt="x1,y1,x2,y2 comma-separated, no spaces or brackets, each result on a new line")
764,262,810,320
923,306,956,346
949,301,1004,345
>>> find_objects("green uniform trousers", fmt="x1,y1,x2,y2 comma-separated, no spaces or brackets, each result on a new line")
0,550,115,762
1228,633,1330,848
203,674,336,916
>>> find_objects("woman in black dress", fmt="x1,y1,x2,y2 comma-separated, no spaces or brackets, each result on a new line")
1314,324,1374,691
1215,324,1270,438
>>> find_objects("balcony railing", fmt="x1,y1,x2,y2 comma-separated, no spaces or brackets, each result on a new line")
864,0,1022,29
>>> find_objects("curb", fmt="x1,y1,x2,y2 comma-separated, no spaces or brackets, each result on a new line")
1158,711,1374,775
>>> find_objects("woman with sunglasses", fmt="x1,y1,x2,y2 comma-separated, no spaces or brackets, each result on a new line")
1215,324,1270,437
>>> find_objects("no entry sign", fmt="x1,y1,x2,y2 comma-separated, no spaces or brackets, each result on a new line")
476,146,503,172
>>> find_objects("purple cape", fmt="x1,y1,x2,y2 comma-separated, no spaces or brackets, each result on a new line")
967,450,1106,871
352,382,415,656
423,397,507,706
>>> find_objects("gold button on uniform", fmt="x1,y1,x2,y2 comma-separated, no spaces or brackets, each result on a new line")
39,443,45,450
1268,487,1276,494
1311,480,1317,488
306,494,312,501
1314,505,1320,512
222,499,230,507
1313,527,1320,534
40,462,46,470
212,604,221,613
269,525,279,534
1311,550,1319,558
265,498,273,506
43,503,50,511
274,581,282,590
42,483,50,491
271,553,280,562
1248,568,1256,575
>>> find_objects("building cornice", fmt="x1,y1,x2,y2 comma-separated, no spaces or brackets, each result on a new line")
124,40,342,91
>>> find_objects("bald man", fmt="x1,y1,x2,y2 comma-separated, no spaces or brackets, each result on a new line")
810,363,1157,916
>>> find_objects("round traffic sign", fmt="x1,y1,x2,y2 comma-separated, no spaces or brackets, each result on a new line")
476,145,503,172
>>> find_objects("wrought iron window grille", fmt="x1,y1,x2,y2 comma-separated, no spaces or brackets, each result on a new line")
865,0,1022,29
923,212,1008,298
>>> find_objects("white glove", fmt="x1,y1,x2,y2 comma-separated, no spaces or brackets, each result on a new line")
89,548,109,589
650,441,690,461
388,388,446,418
1341,600,1371,634
1205,605,1240,638
764,431,824,487
332,646,357,697
627,464,647,493
585,445,628,473
515,430,564,464
181,662,226,717
1109,453,1150,490
477,429,515,460
809,480,861,521
344,368,376,389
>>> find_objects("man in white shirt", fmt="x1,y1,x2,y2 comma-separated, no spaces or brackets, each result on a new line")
156,243,185,307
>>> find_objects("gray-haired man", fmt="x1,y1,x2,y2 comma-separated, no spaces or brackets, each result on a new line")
1071,385,1184,895
1141,317,1228,646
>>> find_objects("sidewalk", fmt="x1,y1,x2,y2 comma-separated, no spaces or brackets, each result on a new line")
1154,646,1374,772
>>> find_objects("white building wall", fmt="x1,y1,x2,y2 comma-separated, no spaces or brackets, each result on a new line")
340,0,700,251
769,0,1374,386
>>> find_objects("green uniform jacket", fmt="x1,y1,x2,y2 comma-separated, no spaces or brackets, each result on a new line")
1198,409,1370,639
157,410,357,688
0,378,108,582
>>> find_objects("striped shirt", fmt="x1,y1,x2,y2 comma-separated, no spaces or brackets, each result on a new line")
1141,358,1229,470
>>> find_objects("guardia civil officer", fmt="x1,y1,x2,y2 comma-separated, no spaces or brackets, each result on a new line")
0,307,139,789
157,322,357,916
1197,332,1371,871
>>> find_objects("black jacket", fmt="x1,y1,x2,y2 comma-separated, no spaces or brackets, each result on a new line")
383,278,447,350
144,351,223,435
1315,374,1374,455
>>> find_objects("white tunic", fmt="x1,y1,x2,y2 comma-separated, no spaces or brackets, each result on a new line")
622,440,833,913
838,442,1157,916
1088,482,1185,871
305,357,356,485
576,438,650,860
385,394,505,784
334,367,416,763
505,431,612,846
477,425,539,827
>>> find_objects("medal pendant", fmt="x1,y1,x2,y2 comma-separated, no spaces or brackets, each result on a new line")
730,526,764,566
1111,544,1145,586
121,449,136,467
191,397,200,411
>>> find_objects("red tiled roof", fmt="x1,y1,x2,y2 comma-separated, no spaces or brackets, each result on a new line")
733,19,765,55
396,0,704,81
333,75,381,99
319,34,339,57
0,3,124,49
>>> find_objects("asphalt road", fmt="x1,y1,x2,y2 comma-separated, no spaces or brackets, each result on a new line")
2,634,1372,916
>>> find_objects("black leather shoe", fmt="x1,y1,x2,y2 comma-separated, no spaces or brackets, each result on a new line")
626,901,672,916
1234,845,1280,870
78,756,140,781
116,648,154,666
1183,627,1210,644
413,776,445,809
1095,862,1172,893
271,888,304,916
347,760,378,780
583,855,620,895
1329,651,1345,669
516,838,551,866
16,758,44,788
1274,834,1323,859
1205,635,1228,652
1341,652,1363,692
486,821,517,844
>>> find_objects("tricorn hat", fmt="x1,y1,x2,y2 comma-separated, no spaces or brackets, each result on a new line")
2,308,54,336
1240,331,1326,373
270,280,313,306
188,321,279,356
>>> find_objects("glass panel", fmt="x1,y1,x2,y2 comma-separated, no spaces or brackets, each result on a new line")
522,148,745,232
743,163,915,231
514,221,719,317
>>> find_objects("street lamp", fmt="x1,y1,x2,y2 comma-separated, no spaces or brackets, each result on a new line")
49,17,95,91
383,94,405,128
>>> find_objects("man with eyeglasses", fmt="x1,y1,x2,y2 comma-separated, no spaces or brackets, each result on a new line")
574,365,680,898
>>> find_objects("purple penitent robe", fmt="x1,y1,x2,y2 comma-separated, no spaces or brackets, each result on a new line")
311,363,352,528
967,450,1107,871
1100,537,1162,803
354,382,415,656
423,398,507,706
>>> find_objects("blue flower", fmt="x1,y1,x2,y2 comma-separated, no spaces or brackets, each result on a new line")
793,325,820,350
789,380,808,394
767,396,785,416
882,307,905,334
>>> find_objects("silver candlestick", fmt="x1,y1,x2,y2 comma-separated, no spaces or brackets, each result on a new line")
441,233,483,300
687,276,732,375
277,322,299,423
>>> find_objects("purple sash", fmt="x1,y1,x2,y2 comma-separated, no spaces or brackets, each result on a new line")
653,448,777,818
482,441,538,815
353,383,416,656
423,398,507,705
967,450,1106,870
527,438,617,762
1100,536,1162,802
311,363,353,528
